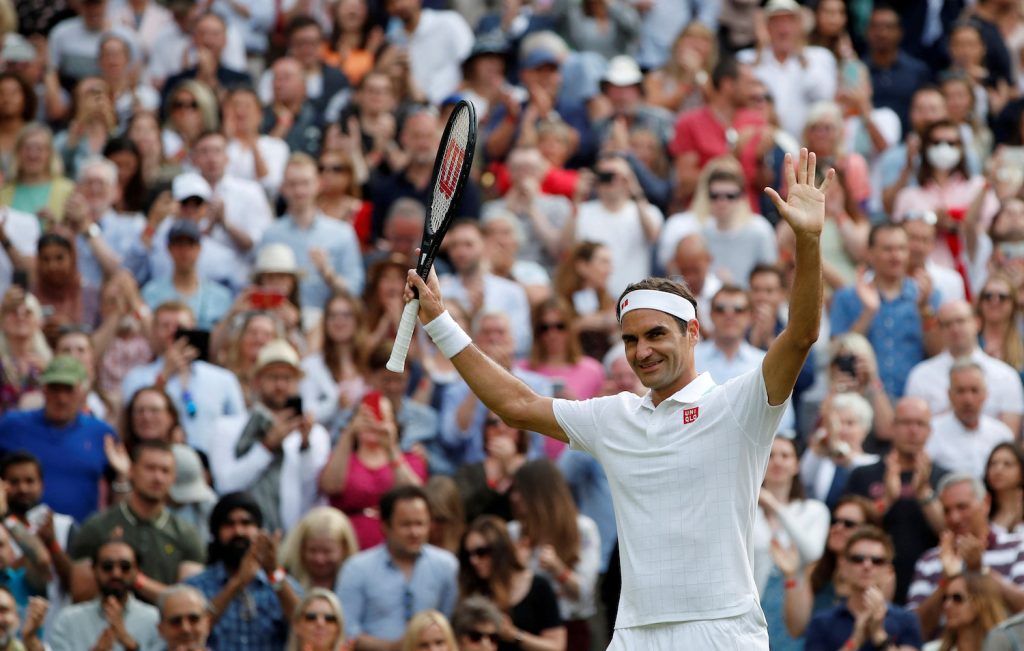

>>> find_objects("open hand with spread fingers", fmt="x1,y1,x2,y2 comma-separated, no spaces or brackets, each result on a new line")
764,148,835,236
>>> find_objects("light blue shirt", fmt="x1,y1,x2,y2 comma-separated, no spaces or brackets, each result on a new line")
48,595,160,651
121,359,246,453
76,211,146,287
636,0,719,69
338,544,458,642
260,213,364,310
694,340,795,434
141,277,232,330
439,273,532,358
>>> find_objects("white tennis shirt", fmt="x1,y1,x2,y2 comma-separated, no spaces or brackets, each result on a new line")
553,367,788,628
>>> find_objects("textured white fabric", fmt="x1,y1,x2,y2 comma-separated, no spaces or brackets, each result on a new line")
607,604,768,650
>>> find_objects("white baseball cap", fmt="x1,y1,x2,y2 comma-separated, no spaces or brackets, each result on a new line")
764,0,801,16
171,173,213,202
602,56,644,87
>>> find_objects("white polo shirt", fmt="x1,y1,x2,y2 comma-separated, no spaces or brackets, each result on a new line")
904,348,1024,422
553,366,788,628
926,412,1014,479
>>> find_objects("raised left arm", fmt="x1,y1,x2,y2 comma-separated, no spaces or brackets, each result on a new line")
762,150,834,406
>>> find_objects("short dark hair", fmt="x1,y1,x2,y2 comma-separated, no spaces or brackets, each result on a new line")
287,14,322,39
92,538,140,568
0,451,42,481
710,284,750,308
616,277,698,332
749,264,786,288
867,221,906,248
366,343,393,373
130,439,175,463
711,57,741,90
194,129,227,148
0,72,38,123
380,485,430,524
844,525,895,562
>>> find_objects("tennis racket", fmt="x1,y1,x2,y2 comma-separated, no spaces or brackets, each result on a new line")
387,100,477,372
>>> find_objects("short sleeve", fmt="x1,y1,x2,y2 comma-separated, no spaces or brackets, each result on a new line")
724,366,788,447
552,396,618,456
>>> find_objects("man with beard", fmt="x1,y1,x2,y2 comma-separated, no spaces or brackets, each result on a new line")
47,540,161,651
157,585,212,651
0,588,47,651
185,492,299,651
69,441,205,603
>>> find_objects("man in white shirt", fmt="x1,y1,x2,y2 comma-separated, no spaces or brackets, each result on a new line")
927,359,1015,479
904,214,965,305
737,0,837,138
905,300,1024,433
385,0,474,105
210,340,329,533
0,208,39,297
403,150,832,648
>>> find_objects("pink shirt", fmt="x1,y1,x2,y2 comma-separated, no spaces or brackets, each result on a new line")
517,357,605,459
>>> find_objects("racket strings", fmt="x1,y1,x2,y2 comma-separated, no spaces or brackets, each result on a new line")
430,107,472,232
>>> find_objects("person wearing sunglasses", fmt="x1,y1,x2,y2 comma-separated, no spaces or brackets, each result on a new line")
805,526,921,650
157,584,212,651
48,539,162,651
286,588,346,651
925,573,1006,651
975,272,1024,377
450,596,503,651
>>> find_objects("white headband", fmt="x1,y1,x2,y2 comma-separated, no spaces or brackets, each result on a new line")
618,289,696,323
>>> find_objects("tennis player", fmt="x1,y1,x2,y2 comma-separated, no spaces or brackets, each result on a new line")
405,149,832,649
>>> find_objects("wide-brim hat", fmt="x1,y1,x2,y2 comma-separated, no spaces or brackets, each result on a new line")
252,339,304,377
252,243,305,279
169,444,217,504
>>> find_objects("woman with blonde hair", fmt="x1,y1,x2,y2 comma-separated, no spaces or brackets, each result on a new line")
400,610,457,651
280,506,359,591
976,272,1024,373
644,22,718,113
161,79,219,162
286,588,347,651
923,573,1006,651
0,123,74,221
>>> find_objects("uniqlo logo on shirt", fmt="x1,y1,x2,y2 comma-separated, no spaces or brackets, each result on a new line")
683,407,699,424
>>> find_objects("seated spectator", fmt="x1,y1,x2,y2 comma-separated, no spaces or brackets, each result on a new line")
976,273,1024,376
47,539,161,651
362,254,412,358
802,102,872,209
458,515,565,650
70,441,205,602
904,212,966,306
162,13,251,104
47,0,136,89
260,57,324,159
772,495,881,637
320,386,426,550
508,460,601,651
286,588,346,651
32,231,104,342
98,34,159,130
262,154,364,310
0,289,51,413
54,326,111,424
552,241,617,361
941,73,992,169
666,233,720,336
323,0,379,86
223,87,289,199
216,310,282,407
160,81,219,163
820,334,895,453
156,584,212,651
644,23,717,114
261,16,349,115
906,300,1024,433
908,473,1024,640
0,72,36,178
450,596,504,651
424,476,465,557
119,386,185,452
185,492,300,651
593,55,674,154
338,486,459,646
300,290,368,426
802,393,880,508
0,589,46,651
121,301,246,454
54,78,117,179
234,244,304,343
400,610,457,651
455,412,527,525
92,272,153,405
804,527,922,650
0,524,45,616
279,507,358,593
0,355,120,522
316,149,371,246
210,339,331,533
385,0,473,105
863,5,931,134
923,572,1007,651
985,443,1024,535
927,360,1015,479
0,124,74,222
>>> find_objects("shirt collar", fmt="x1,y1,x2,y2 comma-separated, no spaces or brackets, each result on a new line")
119,501,170,529
640,372,716,409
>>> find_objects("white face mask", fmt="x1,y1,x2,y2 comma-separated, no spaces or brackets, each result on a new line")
926,142,962,172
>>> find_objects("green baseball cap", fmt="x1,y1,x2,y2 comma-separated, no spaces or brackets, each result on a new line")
40,355,88,387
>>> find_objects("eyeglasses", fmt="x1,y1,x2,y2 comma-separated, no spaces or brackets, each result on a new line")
166,613,204,627
846,553,888,567
180,197,206,208
981,291,1012,304
302,611,339,623
538,322,567,333
712,304,749,314
319,163,351,173
831,518,861,529
171,100,199,111
709,191,741,201
930,139,961,147
466,545,493,559
467,630,500,644
99,559,133,573
944,592,968,604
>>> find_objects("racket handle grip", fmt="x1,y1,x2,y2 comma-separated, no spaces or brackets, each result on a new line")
387,299,420,373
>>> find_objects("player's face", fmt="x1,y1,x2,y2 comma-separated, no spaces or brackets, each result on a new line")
620,309,698,400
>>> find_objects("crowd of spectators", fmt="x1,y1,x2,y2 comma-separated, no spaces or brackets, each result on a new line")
0,0,1023,648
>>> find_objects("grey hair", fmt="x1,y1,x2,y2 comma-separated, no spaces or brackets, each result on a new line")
481,209,525,247
451,595,503,638
937,472,987,501
472,308,511,335
385,198,426,226
602,343,627,375
831,392,874,432
77,155,119,186
157,584,208,617
949,357,985,381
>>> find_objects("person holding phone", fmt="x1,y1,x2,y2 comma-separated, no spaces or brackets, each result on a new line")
209,339,330,534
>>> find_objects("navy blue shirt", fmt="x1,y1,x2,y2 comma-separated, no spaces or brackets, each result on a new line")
0,409,114,522
804,600,923,651
868,51,932,134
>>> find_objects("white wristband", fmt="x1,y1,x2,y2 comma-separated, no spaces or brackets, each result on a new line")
423,310,472,359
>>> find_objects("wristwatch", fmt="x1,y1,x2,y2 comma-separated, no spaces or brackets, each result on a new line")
84,223,101,240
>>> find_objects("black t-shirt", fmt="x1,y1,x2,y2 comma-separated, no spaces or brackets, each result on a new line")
500,575,563,651
844,460,948,604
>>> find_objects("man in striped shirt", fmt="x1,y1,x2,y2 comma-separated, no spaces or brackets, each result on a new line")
907,473,1024,639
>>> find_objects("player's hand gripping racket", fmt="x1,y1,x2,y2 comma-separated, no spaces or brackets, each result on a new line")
387,100,477,372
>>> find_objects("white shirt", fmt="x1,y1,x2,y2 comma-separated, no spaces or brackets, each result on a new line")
299,352,366,426
927,412,1014,479
209,413,330,532
799,448,879,503
737,46,837,138
402,9,474,105
752,498,829,595
553,367,788,626
904,349,1024,421
575,199,664,298
656,210,700,272
0,208,40,297
106,0,173,64
927,260,966,305
225,137,290,198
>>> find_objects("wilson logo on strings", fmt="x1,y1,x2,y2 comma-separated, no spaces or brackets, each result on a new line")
438,140,465,199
